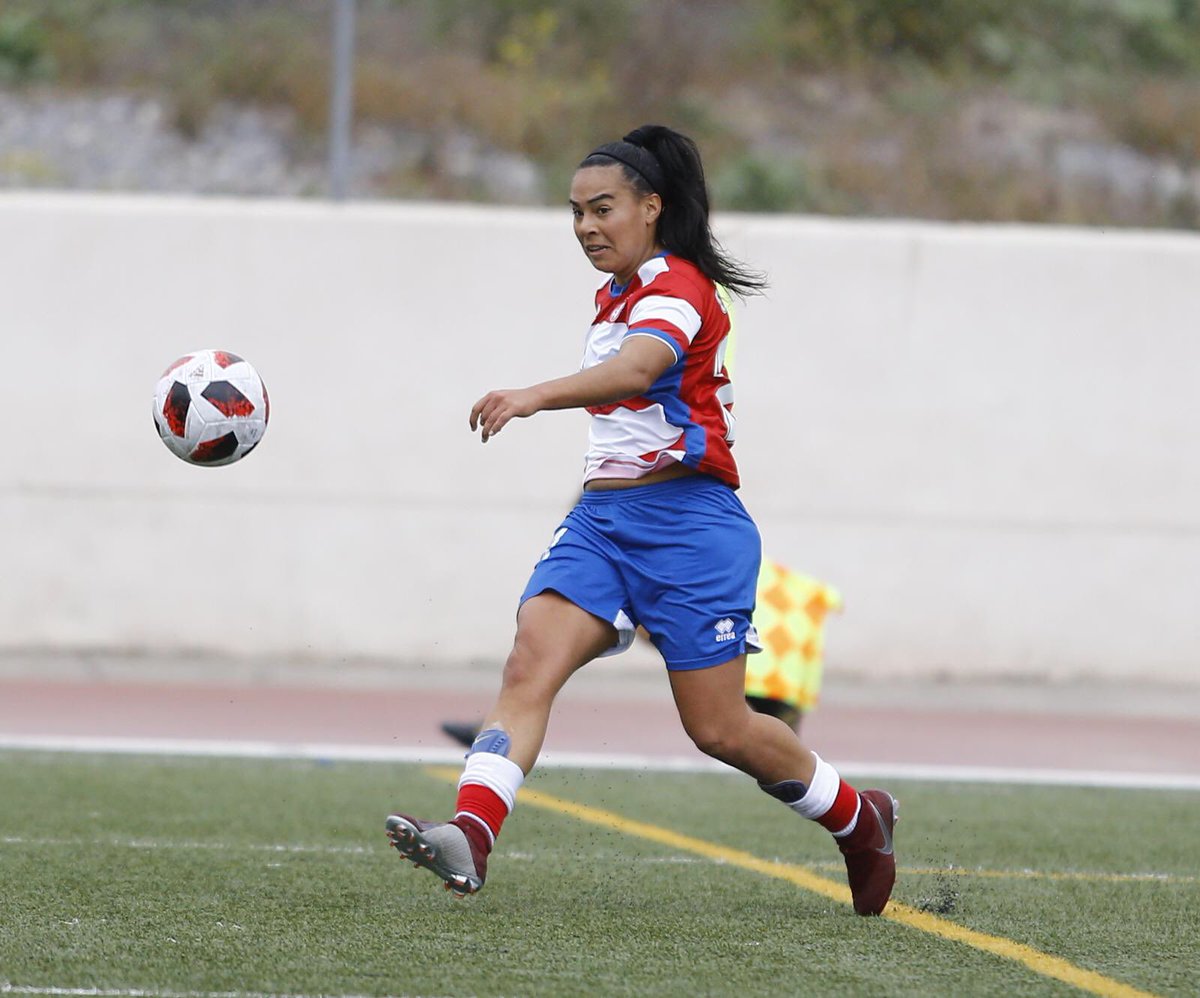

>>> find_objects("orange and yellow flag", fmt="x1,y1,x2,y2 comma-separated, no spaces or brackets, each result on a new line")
746,559,842,711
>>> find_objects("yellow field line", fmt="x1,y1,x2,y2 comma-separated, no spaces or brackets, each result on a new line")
425,768,1160,998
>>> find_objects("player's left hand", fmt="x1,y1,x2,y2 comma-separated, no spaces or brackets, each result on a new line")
469,388,542,442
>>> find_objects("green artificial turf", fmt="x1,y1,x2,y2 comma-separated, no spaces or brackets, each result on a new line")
0,752,1196,997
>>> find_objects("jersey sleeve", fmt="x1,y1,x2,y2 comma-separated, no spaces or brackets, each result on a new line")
624,288,703,362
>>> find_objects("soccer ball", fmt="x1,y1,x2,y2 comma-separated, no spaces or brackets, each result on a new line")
152,349,269,466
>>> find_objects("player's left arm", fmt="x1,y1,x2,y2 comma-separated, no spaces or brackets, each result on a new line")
469,335,676,443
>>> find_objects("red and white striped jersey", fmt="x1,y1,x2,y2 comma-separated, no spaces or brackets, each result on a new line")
581,254,739,488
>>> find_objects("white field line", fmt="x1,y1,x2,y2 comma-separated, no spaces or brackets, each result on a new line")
0,835,370,855
0,733,1198,791
0,835,702,863
0,987,445,998
3,836,1194,886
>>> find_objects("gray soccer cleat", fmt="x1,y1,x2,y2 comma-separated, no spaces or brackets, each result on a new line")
385,813,487,898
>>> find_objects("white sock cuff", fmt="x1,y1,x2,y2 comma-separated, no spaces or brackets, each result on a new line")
459,752,525,813
792,752,841,820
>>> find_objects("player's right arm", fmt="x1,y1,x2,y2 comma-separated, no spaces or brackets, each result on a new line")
469,335,675,443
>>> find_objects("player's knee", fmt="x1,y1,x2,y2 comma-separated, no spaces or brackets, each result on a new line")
684,720,748,764
499,637,558,702
499,644,541,692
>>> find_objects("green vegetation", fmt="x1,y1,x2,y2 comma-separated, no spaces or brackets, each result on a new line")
3,0,1200,224
0,8,53,82
1,751,1198,996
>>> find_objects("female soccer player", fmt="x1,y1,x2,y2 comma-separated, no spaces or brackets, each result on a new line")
386,125,897,915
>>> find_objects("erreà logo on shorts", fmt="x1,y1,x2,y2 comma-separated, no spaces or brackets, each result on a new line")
714,618,737,642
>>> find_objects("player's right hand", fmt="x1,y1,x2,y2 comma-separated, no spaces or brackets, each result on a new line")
469,388,541,443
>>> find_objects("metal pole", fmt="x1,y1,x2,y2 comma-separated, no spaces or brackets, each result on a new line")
328,0,356,200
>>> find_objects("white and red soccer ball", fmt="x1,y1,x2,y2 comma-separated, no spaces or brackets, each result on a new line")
152,350,269,466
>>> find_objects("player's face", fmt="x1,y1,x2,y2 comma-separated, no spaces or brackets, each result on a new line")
570,165,662,286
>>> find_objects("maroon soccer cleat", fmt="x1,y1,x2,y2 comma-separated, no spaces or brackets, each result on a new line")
836,789,898,915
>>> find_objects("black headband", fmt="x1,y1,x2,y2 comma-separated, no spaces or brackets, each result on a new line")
583,139,666,194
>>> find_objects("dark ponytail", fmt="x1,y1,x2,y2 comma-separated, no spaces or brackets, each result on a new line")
580,124,767,298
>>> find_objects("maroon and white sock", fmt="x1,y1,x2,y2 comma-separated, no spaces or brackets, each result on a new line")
454,751,525,854
761,752,862,837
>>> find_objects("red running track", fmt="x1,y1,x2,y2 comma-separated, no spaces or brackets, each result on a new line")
1,677,1198,781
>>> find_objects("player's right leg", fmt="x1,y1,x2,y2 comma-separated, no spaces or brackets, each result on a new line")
387,591,617,896
475,590,618,773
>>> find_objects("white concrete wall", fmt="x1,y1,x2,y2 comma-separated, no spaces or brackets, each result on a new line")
2,192,1197,681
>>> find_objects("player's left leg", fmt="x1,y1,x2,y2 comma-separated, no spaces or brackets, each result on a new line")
669,656,898,916
669,654,814,783
745,695,802,732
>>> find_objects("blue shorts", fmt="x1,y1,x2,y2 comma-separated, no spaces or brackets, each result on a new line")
520,474,763,670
